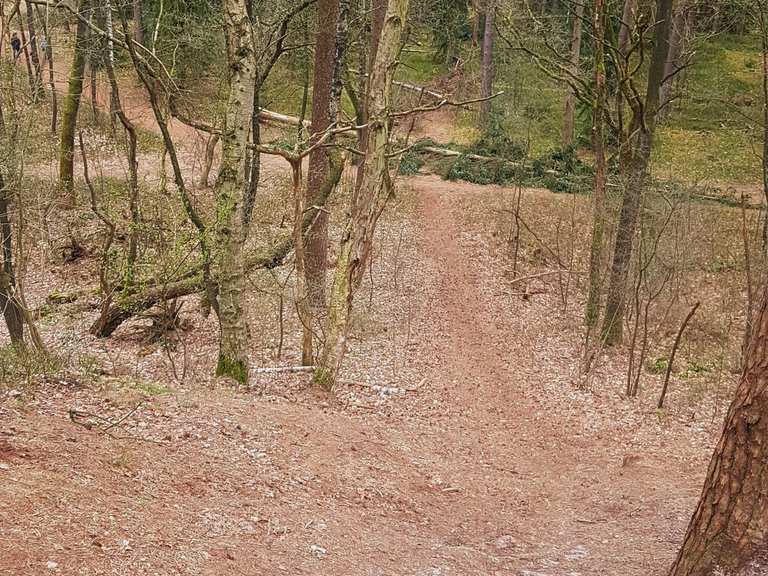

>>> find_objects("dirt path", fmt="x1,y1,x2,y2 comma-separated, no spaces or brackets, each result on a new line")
1,174,710,576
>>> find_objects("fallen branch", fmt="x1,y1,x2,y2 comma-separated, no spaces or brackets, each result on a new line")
657,301,701,409
89,155,344,337
420,145,560,176
251,365,315,374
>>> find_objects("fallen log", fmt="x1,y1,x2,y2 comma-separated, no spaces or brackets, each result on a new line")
420,145,559,176
89,156,344,337
257,108,310,128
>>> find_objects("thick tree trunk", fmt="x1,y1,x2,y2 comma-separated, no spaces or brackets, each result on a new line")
479,0,495,127
305,0,340,310
213,0,256,384
601,0,673,346
669,283,768,576
562,0,584,147
58,0,90,206
584,0,606,336
314,0,408,391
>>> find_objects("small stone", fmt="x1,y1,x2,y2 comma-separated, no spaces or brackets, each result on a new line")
0,463,9,471
46,560,59,570
493,534,517,550
309,544,327,558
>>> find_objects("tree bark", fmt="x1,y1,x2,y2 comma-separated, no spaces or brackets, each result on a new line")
659,1,687,117
213,0,257,384
34,5,58,132
0,172,24,345
759,1,768,248
584,0,606,337
24,0,43,99
133,0,143,44
617,0,637,56
669,284,768,576
314,0,408,391
479,0,494,127
305,0,340,310
601,0,674,345
58,0,90,206
562,0,584,147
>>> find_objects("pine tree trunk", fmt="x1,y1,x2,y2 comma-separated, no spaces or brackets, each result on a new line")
305,0,340,310
479,0,495,127
213,0,256,384
314,0,408,391
601,0,673,346
58,0,90,206
669,283,768,576
562,0,584,147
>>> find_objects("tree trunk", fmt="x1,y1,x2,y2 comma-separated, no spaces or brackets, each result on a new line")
24,0,43,99
133,0,143,44
103,0,139,286
17,16,36,97
668,283,768,576
601,0,673,346
584,0,606,337
213,0,256,384
760,2,768,248
58,0,90,206
562,0,584,147
618,0,637,56
305,0,340,310
35,5,58,132
479,0,495,127
0,172,24,345
314,0,408,391
659,1,686,117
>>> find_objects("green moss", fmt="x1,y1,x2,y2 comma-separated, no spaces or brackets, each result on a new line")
313,366,335,391
216,354,248,384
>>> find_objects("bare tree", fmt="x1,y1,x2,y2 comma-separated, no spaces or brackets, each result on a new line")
600,0,675,345
562,0,584,147
583,0,606,358
58,0,90,206
305,0,341,310
314,0,409,390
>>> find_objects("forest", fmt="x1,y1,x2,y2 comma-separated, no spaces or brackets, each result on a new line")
1,0,768,574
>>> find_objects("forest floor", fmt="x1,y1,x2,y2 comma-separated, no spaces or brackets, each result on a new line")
0,64,736,575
